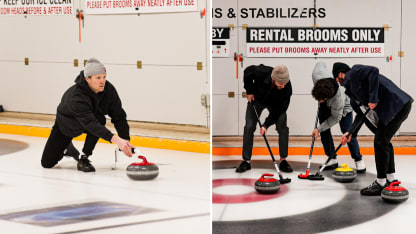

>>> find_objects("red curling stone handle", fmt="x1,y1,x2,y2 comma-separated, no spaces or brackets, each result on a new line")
261,173,275,179
389,181,401,187
138,155,150,165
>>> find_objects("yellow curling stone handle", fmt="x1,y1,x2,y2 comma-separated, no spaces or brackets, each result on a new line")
335,163,353,172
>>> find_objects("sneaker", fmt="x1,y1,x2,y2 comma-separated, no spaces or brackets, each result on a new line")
360,180,386,196
77,155,95,172
236,161,251,173
279,160,293,172
319,158,338,171
355,160,366,173
63,142,80,161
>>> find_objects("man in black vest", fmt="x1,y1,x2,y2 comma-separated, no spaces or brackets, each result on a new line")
236,64,293,173
41,58,134,172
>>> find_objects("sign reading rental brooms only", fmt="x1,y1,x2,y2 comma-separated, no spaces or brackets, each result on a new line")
246,27,384,57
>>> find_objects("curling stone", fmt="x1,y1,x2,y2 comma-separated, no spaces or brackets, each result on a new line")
254,173,280,194
126,155,159,180
381,181,409,203
332,164,357,182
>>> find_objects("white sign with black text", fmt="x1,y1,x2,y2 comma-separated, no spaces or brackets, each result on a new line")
246,27,384,57
212,27,231,57
0,0,73,15
85,0,197,14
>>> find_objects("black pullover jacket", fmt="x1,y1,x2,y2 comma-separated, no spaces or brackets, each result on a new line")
55,71,130,142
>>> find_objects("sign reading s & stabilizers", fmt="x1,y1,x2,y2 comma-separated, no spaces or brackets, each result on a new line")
85,0,197,14
0,0,73,15
246,27,384,57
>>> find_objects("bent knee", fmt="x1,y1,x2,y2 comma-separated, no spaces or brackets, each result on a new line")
41,160,57,168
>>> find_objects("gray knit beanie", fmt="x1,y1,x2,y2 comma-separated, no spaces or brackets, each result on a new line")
271,65,290,84
84,58,106,77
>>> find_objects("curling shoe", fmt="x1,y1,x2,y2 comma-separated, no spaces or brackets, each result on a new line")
279,160,293,172
360,180,386,196
319,158,338,171
77,155,95,172
236,161,251,173
355,160,366,173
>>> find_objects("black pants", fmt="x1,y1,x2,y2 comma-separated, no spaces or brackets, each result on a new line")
374,101,412,178
41,123,99,168
242,101,289,161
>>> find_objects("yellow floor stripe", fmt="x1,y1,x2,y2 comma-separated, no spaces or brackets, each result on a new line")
0,124,210,154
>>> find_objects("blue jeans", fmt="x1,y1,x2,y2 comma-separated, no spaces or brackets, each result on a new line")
340,112,363,161
320,112,363,161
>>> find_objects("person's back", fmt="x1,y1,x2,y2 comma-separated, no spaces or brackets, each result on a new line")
344,64,412,125
243,64,292,107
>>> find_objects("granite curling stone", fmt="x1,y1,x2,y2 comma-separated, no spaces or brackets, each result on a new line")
381,181,409,203
126,155,159,180
332,163,357,182
255,173,280,194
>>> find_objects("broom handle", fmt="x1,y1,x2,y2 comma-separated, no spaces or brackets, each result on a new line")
319,108,371,173
333,108,371,156
251,101,277,163
307,106,320,170
319,108,371,174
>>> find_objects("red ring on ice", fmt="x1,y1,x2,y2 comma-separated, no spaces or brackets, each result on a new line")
212,178,288,204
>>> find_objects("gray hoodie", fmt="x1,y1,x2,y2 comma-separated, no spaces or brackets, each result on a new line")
312,62,349,132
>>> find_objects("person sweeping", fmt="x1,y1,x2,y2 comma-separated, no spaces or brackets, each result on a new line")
339,63,413,196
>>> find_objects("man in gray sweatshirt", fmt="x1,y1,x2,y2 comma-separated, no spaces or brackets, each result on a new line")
311,62,365,172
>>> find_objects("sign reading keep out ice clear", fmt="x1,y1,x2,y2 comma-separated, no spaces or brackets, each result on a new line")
0,0,73,15
246,27,385,57
85,0,197,14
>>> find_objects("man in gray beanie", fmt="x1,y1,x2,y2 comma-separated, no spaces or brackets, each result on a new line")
41,58,134,172
236,64,293,173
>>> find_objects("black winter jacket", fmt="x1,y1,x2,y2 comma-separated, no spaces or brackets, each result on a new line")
55,71,130,142
243,64,292,128
344,65,413,126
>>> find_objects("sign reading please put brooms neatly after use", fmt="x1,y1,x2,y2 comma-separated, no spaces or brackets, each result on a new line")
85,0,197,14
246,27,384,57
